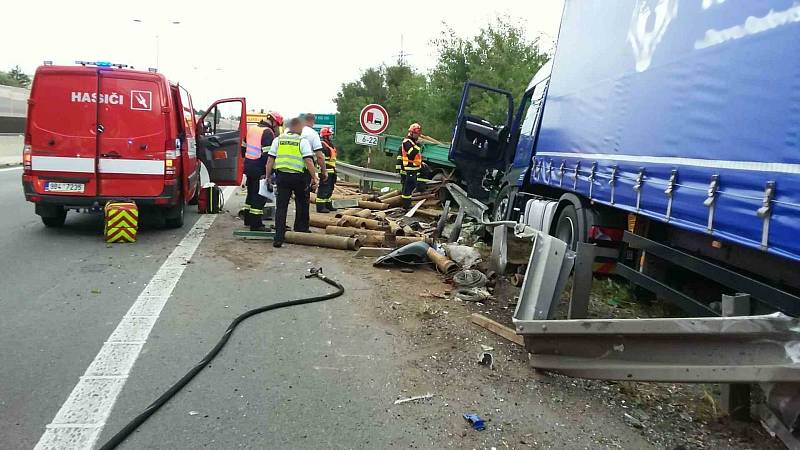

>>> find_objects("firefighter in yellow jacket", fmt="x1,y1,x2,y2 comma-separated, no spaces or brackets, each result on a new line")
400,123,423,209
315,127,338,212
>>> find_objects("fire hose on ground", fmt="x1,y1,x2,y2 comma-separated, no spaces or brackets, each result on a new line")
99,268,345,450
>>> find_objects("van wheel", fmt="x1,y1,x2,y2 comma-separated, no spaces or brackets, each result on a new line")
42,212,67,227
188,186,199,206
37,205,67,227
553,204,579,250
164,202,185,228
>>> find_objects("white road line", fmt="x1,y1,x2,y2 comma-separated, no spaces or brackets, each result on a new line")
0,166,22,172
35,186,236,450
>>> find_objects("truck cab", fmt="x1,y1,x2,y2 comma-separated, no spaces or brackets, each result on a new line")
448,61,551,219
22,62,245,228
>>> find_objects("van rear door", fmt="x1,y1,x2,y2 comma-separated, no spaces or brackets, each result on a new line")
28,67,99,197
97,70,167,197
196,98,246,185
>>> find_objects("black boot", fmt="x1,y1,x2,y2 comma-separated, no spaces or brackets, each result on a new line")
316,203,330,213
249,212,266,231
243,210,252,227
326,201,337,211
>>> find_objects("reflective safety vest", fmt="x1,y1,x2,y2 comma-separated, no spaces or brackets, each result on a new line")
401,137,422,171
245,126,266,160
322,141,337,169
274,133,305,173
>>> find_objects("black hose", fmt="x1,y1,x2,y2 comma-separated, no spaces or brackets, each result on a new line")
99,268,344,450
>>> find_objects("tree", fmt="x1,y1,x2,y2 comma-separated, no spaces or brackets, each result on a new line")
0,66,31,88
332,15,548,171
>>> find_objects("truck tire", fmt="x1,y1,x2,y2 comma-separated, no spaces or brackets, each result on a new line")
37,204,67,228
164,201,185,228
492,184,517,223
553,204,579,250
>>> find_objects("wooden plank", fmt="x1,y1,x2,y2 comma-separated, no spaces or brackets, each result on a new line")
404,199,427,218
353,247,393,258
470,313,524,346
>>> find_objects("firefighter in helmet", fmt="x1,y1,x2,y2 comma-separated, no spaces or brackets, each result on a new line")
241,111,283,231
315,127,338,212
400,123,423,209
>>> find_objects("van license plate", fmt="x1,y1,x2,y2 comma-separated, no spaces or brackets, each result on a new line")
45,182,85,193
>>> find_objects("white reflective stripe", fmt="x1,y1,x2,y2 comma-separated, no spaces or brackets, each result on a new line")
98,159,164,175
536,152,800,175
31,156,95,173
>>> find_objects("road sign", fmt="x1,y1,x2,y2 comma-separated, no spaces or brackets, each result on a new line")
311,113,336,135
355,132,379,146
359,104,388,135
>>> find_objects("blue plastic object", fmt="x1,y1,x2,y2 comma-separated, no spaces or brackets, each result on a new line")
463,413,485,431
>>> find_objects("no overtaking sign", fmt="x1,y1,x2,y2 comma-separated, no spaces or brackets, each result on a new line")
359,104,389,135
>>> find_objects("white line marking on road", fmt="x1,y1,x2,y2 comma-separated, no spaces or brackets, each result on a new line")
0,165,22,172
35,186,237,450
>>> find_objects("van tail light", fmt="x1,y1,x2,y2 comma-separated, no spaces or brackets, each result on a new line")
164,139,177,178
23,144,32,173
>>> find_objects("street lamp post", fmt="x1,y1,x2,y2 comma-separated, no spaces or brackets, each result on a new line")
132,19,181,69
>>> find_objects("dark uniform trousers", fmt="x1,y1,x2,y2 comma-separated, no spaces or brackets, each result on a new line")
401,170,418,209
244,165,266,227
274,171,310,242
316,172,337,204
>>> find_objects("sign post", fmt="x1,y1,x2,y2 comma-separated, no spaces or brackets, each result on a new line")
359,104,389,168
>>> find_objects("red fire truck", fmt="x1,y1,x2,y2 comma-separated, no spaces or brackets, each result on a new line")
22,61,245,228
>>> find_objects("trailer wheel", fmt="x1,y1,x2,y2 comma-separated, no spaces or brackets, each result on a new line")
553,204,579,250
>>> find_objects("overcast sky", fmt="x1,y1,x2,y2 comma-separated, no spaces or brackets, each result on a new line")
5,0,564,115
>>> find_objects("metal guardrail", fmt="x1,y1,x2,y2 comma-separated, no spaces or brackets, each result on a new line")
336,161,400,184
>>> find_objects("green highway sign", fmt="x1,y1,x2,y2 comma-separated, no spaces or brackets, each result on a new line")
311,113,336,135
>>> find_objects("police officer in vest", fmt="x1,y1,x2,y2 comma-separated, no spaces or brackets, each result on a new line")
265,117,319,248
315,127,338,212
241,112,283,231
400,123,423,209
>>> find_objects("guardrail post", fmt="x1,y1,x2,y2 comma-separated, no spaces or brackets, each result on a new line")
720,293,752,420
569,242,596,319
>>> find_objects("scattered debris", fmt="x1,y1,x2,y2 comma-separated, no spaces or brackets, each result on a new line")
188,410,200,416
453,269,487,288
463,413,486,431
480,344,495,352
445,244,482,268
394,393,434,405
478,352,494,370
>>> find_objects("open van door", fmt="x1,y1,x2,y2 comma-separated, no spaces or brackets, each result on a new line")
196,98,246,186
449,81,513,199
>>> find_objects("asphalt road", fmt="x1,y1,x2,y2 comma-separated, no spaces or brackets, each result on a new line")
0,170,478,449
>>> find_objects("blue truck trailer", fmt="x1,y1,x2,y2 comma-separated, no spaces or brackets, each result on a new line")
449,0,800,316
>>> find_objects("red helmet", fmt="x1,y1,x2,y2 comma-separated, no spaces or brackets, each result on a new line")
267,111,284,126
408,123,422,134
320,127,333,138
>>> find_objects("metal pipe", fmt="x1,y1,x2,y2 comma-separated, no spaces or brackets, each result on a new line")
357,200,389,210
426,247,458,275
309,213,345,228
285,231,361,251
339,215,383,230
378,190,401,201
325,226,386,237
